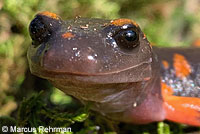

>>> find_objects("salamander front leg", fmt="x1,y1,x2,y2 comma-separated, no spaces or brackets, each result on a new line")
162,83,200,126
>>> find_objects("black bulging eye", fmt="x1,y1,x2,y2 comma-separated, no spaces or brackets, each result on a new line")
114,29,139,49
29,17,51,47
124,30,137,42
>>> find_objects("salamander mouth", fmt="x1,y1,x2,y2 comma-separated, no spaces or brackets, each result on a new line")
45,58,151,75
29,59,152,84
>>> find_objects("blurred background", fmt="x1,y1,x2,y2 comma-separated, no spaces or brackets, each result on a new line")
0,0,200,133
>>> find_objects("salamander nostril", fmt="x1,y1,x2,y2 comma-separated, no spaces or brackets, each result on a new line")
29,17,51,47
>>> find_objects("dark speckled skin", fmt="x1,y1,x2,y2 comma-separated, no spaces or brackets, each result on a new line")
155,47,200,97
27,12,200,125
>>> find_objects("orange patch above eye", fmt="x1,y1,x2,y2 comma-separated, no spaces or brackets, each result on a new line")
162,60,169,69
62,32,75,38
173,53,191,79
110,19,139,27
39,11,60,20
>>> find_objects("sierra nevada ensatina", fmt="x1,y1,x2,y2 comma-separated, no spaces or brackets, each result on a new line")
27,11,200,126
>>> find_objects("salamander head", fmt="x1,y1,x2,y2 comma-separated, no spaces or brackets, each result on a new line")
27,11,154,84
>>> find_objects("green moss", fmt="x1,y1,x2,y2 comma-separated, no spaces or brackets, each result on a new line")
17,91,90,133
50,88,72,105
0,116,17,127
158,122,170,134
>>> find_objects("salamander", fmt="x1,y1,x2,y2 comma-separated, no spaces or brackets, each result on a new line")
27,11,200,126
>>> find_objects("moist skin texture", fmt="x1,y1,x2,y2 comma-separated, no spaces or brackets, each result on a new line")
28,11,200,126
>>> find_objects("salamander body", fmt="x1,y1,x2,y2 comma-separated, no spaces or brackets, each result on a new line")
27,11,200,126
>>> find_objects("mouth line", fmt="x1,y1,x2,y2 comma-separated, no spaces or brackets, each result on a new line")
39,59,152,77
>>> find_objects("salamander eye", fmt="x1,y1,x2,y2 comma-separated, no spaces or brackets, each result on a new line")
29,17,51,47
124,30,137,41
114,29,139,49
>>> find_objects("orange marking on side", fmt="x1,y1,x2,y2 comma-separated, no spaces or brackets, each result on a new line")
162,60,169,69
110,19,139,27
192,39,200,47
161,82,200,126
173,53,191,79
62,32,75,38
39,11,60,20
161,82,174,97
